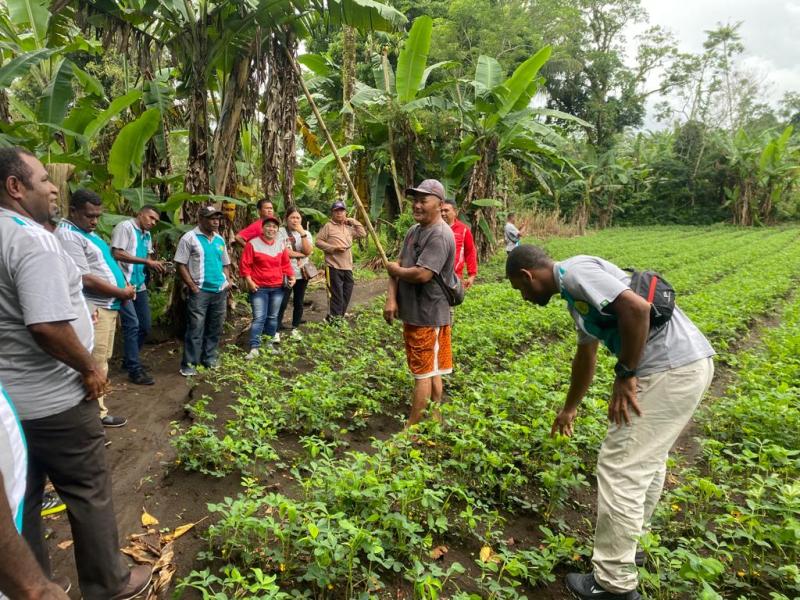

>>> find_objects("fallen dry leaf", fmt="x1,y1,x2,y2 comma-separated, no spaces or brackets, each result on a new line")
479,545,493,563
429,545,448,560
57,540,73,550
162,516,207,542
141,508,159,527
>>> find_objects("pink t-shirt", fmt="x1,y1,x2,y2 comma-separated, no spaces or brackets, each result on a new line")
237,219,264,243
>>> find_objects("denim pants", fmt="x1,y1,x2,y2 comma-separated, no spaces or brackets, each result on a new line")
120,290,152,375
249,287,285,348
277,278,308,329
182,290,227,368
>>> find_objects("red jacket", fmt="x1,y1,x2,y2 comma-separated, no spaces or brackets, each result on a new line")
451,219,478,279
240,236,294,288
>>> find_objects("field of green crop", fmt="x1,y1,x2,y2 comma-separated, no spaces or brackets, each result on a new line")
170,226,800,600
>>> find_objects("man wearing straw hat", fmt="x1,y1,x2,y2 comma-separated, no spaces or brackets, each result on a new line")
384,179,456,426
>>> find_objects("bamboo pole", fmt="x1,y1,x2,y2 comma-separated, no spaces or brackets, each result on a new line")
285,47,390,268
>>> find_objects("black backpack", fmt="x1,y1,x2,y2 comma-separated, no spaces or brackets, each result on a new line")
626,269,676,329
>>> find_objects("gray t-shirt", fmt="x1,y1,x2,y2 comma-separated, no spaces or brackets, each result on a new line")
397,221,456,327
0,208,94,420
504,222,520,251
556,255,715,377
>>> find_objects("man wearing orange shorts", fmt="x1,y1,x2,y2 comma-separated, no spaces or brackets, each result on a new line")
384,179,457,426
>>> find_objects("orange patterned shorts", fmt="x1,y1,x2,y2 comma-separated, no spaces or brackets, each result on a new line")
403,324,453,379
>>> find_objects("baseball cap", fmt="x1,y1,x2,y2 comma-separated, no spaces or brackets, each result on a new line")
199,205,223,218
261,215,281,226
331,200,347,211
405,179,445,201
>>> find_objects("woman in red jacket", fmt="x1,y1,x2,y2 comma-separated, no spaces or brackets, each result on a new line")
240,215,295,357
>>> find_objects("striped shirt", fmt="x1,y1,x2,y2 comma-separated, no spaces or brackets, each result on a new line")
111,218,152,292
0,380,26,534
174,228,231,293
56,220,128,310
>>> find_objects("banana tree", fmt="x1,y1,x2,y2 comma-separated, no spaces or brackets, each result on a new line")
449,49,586,258
348,15,455,213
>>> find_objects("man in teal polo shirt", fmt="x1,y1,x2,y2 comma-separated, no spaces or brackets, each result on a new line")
174,206,231,377
111,206,165,386
56,190,135,428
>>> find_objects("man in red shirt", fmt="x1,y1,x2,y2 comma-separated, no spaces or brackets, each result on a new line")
441,199,477,289
234,198,276,247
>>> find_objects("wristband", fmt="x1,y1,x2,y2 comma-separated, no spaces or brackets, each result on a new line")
614,361,637,379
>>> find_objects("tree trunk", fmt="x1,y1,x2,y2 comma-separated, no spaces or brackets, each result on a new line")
382,48,405,214
336,25,357,202
45,163,75,217
212,48,253,196
261,28,299,206
463,139,498,260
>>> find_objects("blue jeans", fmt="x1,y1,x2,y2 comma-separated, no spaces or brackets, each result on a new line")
182,290,227,369
249,287,285,349
120,290,152,375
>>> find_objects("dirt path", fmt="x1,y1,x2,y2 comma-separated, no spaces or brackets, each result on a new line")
47,277,389,598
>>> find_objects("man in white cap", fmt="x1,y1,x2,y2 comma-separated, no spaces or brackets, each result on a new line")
315,200,366,321
174,206,231,376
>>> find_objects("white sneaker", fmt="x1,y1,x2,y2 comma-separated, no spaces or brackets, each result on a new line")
245,348,260,360
272,332,281,344
269,342,279,354
291,329,302,340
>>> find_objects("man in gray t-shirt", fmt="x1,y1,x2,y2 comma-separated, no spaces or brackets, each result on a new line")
506,245,714,600
0,147,151,600
385,179,456,426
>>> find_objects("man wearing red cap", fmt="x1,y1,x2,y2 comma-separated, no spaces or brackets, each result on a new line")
384,179,457,426
315,200,366,321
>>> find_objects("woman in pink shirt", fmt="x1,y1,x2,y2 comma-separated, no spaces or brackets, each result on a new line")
239,215,295,357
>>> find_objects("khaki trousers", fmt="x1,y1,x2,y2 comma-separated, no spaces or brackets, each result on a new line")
592,357,714,593
91,308,118,419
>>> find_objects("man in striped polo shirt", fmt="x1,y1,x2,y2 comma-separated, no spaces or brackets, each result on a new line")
111,206,165,386
56,190,135,428
0,147,151,599
174,206,231,377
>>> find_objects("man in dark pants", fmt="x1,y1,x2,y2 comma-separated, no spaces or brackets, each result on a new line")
315,200,366,320
174,206,231,376
0,147,151,599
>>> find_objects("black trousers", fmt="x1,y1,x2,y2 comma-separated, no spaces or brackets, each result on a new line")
22,400,129,600
277,277,309,329
326,267,354,317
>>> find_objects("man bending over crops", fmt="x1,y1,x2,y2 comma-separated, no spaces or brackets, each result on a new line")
384,179,457,426
506,245,715,600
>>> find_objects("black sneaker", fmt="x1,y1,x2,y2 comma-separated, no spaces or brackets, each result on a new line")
101,415,127,428
129,370,155,385
566,573,641,600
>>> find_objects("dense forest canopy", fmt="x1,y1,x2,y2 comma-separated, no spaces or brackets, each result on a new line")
0,0,798,250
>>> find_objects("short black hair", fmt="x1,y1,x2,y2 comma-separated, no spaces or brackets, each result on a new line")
0,146,35,188
506,244,553,278
443,198,457,207
139,204,159,215
507,212,516,219
70,188,102,210
256,198,273,210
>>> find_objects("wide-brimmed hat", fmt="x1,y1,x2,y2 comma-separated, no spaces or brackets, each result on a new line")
405,179,445,201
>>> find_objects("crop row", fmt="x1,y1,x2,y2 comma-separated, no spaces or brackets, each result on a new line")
174,227,800,598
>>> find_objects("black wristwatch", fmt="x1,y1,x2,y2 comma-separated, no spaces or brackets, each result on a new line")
614,361,637,379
